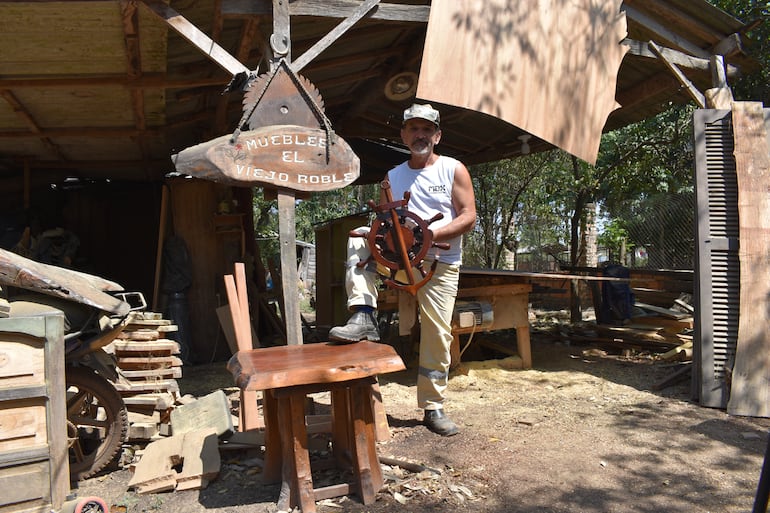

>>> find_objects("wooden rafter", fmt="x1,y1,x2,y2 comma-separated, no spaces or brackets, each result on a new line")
0,89,66,160
222,0,430,23
623,39,739,76
120,0,151,170
0,74,230,89
214,17,265,133
648,40,706,108
623,4,710,59
140,0,249,76
615,72,679,111
291,0,381,73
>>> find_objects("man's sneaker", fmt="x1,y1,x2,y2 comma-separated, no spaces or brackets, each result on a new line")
423,408,459,436
328,310,380,343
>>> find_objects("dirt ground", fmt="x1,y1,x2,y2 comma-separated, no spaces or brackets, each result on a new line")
74,315,770,513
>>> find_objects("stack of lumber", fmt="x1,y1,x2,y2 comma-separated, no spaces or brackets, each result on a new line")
107,311,183,441
631,301,693,334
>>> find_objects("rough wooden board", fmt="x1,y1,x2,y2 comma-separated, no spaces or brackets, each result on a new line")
417,0,627,164
127,435,183,493
727,102,770,418
117,329,160,341
122,392,175,410
169,389,234,437
120,367,183,379
128,428,220,493
113,379,179,393
113,339,180,353
634,302,691,319
175,429,221,491
116,356,183,369
129,421,160,441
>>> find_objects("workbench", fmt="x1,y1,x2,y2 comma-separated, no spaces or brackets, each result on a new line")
379,267,535,369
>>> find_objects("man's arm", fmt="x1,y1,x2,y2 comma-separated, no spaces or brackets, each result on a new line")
431,162,476,242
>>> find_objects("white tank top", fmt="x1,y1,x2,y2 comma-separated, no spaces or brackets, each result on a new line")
387,155,463,265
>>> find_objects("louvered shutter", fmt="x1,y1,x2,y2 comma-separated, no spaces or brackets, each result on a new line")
692,109,741,408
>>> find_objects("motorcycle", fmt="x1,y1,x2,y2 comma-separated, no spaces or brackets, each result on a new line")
0,248,146,481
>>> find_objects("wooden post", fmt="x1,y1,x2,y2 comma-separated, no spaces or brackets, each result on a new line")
277,191,303,345
727,102,770,417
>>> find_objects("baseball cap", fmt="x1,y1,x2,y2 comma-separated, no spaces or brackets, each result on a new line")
403,103,440,126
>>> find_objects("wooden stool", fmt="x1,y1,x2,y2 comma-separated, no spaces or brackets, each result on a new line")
227,341,405,513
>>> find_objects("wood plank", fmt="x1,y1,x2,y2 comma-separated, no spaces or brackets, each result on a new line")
417,0,627,164
117,329,160,341
120,367,183,379
228,341,405,391
727,102,770,417
634,302,692,319
278,191,303,345
223,0,431,22
116,355,183,369
140,0,249,76
113,339,180,353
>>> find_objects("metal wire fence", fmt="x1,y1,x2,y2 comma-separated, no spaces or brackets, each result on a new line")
503,191,696,272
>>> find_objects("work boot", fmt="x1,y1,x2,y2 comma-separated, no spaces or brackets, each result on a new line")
328,310,380,343
423,408,459,436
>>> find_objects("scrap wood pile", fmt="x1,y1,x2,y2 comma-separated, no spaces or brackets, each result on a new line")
536,296,695,390
106,311,184,441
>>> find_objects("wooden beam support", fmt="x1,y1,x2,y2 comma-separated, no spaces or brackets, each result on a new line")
140,0,249,76
623,4,710,59
712,33,744,57
648,41,706,108
0,89,66,159
223,0,430,23
623,39,739,76
0,73,230,89
277,192,303,345
0,127,163,138
291,0,381,73
629,0,729,50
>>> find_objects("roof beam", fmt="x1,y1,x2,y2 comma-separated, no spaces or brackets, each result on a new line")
140,0,249,76
623,38,739,76
0,73,230,89
222,0,430,23
648,41,706,108
0,127,162,138
120,0,151,170
0,89,66,160
291,0,381,72
622,4,710,59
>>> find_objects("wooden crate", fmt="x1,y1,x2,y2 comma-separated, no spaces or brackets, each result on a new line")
0,314,68,513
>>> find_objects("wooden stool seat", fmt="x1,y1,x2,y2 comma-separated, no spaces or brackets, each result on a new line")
227,341,405,513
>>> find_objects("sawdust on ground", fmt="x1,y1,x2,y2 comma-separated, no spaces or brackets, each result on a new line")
74,317,770,513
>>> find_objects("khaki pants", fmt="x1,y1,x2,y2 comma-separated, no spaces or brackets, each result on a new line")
344,228,459,410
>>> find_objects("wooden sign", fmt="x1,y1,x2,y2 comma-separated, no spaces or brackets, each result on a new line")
172,125,360,191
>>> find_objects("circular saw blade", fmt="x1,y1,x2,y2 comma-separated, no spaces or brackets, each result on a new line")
242,68,325,130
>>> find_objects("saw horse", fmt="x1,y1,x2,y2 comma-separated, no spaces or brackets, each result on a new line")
352,180,450,296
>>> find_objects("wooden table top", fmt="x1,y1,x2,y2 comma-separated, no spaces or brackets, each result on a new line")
227,341,406,391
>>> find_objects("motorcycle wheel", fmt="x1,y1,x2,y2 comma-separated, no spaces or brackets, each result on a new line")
66,366,128,481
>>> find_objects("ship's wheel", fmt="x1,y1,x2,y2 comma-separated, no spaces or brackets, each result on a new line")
354,181,449,295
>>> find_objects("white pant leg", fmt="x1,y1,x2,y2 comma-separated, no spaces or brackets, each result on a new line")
344,227,380,310
415,262,459,410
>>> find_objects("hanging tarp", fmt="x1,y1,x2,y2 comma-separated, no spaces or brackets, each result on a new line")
417,0,628,164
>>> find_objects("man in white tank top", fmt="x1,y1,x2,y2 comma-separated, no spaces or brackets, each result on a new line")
329,104,477,436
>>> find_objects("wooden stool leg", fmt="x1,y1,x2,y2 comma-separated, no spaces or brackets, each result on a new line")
277,394,315,513
350,383,384,504
331,387,351,469
262,391,282,484
371,379,391,441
